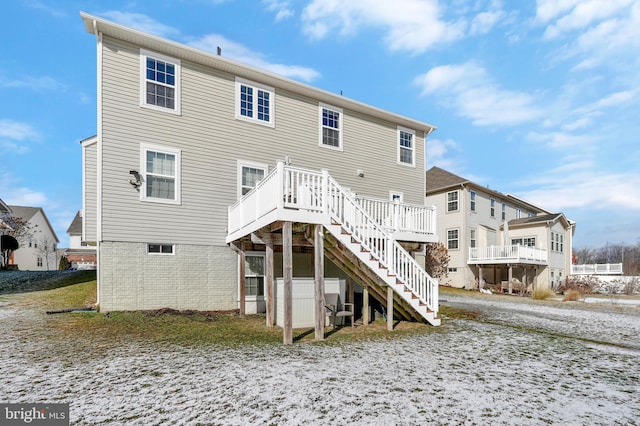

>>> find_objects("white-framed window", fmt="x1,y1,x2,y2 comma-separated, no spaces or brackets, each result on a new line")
490,198,496,217
147,243,175,255
397,126,415,166
141,143,181,204
512,237,536,247
245,254,265,297
501,203,506,220
319,104,343,150
237,160,268,197
447,228,459,250
470,228,476,248
140,49,180,114
390,191,404,202
37,257,43,267
560,234,564,253
470,191,476,212
447,191,459,212
235,78,275,127
516,208,521,219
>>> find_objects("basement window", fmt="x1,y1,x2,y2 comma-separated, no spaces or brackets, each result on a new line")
147,243,175,255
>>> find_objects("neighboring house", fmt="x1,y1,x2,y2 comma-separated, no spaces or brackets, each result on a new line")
426,167,575,291
6,205,60,271
0,199,13,268
80,13,441,336
64,211,97,270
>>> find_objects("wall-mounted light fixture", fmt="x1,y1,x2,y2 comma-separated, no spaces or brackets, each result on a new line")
129,170,142,188
356,169,364,177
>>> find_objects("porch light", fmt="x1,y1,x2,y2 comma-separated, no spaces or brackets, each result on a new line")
129,170,142,188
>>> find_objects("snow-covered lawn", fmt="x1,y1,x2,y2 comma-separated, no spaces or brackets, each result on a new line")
1,291,639,425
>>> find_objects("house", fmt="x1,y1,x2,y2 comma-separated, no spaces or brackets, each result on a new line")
79,13,441,341
5,205,60,271
426,167,575,292
64,211,97,270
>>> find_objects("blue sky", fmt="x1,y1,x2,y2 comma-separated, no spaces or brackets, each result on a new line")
1,0,639,249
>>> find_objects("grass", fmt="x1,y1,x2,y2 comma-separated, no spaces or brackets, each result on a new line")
532,287,557,300
11,278,469,347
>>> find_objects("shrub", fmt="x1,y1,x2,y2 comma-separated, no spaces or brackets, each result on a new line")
532,287,556,300
563,289,581,302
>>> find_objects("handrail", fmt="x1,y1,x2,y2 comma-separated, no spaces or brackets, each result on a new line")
571,263,623,275
469,245,548,263
354,195,436,236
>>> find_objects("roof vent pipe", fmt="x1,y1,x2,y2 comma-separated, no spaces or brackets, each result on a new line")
217,46,222,56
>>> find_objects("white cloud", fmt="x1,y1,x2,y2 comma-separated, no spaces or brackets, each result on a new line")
263,0,295,21
469,10,504,36
0,173,48,206
188,34,320,82
301,0,468,53
0,74,66,92
526,130,595,149
414,63,542,126
100,11,181,38
0,119,39,142
426,138,460,170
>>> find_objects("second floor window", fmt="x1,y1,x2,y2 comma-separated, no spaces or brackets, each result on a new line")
470,228,476,248
447,229,459,250
447,191,459,212
470,191,476,212
398,127,415,166
490,198,496,217
319,104,343,150
142,144,181,204
236,78,274,126
141,50,180,114
501,203,506,220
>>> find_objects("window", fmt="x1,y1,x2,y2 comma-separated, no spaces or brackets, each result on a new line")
560,234,564,253
319,104,343,150
245,255,265,297
448,267,458,273
37,257,43,267
512,237,536,247
147,244,174,255
390,192,404,202
470,228,476,248
140,50,180,114
528,212,535,218
447,191,459,212
235,78,275,127
141,144,181,204
490,198,496,217
238,161,268,197
516,208,521,219
397,127,415,166
447,229,459,250
501,203,506,220
470,191,476,212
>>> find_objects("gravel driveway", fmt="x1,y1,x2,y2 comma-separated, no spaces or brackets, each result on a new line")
1,291,639,425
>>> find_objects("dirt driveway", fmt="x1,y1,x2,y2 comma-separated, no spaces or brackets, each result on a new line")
1,291,639,425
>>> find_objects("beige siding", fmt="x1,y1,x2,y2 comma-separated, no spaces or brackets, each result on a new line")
99,36,426,246
83,142,97,244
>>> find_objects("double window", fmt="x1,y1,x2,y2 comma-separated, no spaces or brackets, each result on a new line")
148,244,175,255
512,237,536,247
236,78,274,127
319,104,343,150
397,127,415,166
140,50,180,114
447,191,459,212
141,144,181,204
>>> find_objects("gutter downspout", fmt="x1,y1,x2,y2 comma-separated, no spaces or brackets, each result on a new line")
93,19,103,306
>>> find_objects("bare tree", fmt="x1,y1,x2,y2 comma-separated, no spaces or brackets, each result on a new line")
36,236,58,270
1,215,35,267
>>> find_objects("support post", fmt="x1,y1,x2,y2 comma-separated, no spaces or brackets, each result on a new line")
231,242,246,318
283,221,293,345
508,265,513,294
314,224,325,340
478,266,484,290
265,235,275,327
387,286,394,331
362,285,369,326
523,268,528,295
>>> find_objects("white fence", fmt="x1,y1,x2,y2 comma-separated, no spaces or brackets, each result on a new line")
571,263,623,275
469,245,548,264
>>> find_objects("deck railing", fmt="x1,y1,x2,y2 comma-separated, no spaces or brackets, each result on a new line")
354,195,436,238
571,263,623,275
227,162,439,316
469,245,548,264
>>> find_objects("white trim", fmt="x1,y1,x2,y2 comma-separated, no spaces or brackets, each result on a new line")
236,160,269,199
318,103,343,151
140,143,182,205
235,77,275,127
397,126,416,167
243,252,266,298
139,49,181,115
